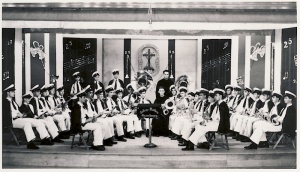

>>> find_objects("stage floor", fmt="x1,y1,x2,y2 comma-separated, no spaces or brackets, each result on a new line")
2,134,297,168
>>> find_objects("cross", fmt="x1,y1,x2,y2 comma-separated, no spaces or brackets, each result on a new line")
143,49,155,68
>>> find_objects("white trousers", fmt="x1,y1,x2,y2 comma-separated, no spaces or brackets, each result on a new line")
98,117,114,138
189,121,219,145
62,111,71,130
233,115,248,133
171,116,190,135
82,122,104,146
169,114,178,130
108,116,124,136
181,119,204,141
52,114,67,131
230,112,242,130
95,118,111,139
130,115,142,132
12,118,50,142
242,116,261,137
39,116,59,139
250,122,282,144
116,115,134,132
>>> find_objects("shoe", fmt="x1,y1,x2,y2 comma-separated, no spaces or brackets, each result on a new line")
41,138,54,145
110,138,118,144
232,134,237,139
104,139,113,146
244,143,258,149
236,135,242,141
197,142,210,149
182,141,194,151
117,136,127,142
126,134,135,139
178,141,187,146
52,136,64,143
171,135,178,140
27,141,39,149
134,132,141,138
93,145,105,151
258,141,269,148
241,137,251,142
177,136,182,141
58,132,69,139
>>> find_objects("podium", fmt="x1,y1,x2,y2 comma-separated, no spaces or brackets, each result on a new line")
137,104,161,148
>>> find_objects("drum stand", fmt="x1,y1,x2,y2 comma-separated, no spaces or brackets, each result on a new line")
144,117,157,148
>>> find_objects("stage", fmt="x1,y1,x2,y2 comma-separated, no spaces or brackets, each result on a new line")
2,133,296,169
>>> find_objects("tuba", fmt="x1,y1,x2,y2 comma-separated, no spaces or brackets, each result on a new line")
162,98,175,115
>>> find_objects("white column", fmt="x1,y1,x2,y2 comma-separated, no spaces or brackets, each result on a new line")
196,38,202,89
97,38,103,78
231,36,239,85
264,36,271,90
25,33,31,92
14,28,23,105
44,33,50,85
56,34,63,86
244,36,251,87
274,29,282,92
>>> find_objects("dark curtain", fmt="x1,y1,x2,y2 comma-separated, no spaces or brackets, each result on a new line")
63,38,97,97
202,39,231,90
2,28,15,91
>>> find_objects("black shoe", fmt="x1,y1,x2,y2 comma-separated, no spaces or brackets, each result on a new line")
27,141,39,149
126,134,135,139
41,138,54,145
178,141,187,146
177,135,182,141
244,143,258,149
241,137,251,142
171,135,178,140
197,142,210,149
134,132,141,138
104,139,113,146
117,136,127,142
93,145,105,151
236,135,242,141
58,132,69,139
182,141,194,151
52,136,64,143
258,141,269,148
232,134,237,139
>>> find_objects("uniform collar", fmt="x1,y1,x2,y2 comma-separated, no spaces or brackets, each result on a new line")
6,97,12,101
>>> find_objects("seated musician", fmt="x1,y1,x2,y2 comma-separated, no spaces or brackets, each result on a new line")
227,86,243,113
71,90,105,151
3,85,50,149
84,86,114,146
187,92,195,105
40,85,69,139
153,86,169,136
232,87,264,140
245,91,296,149
182,88,230,151
170,86,189,140
240,88,273,142
48,84,71,133
224,85,234,104
123,84,136,106
180,89,213,147
29,85,64,143
168,85,178,136
115,87,138,139
134,86,152,137
105,85,127,142
56,85,72,130
229,86,254,136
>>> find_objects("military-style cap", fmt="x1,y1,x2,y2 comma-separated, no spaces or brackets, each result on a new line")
22,92,32,99
272,91,282,99
179,86,188,93
48,84,55,90
169,85,176,91
112,69,119,75
57,85,64,91
94,88,103,95
76,90,86,98
72,71,80,77
262,88,272,95
208,90,215,98
138,86,147,93
188,92,195,97
213,88,225,95
40,85,49,92
244,86,252,92
126,83,133,90
84,85,92,93
253,87,262,95
30,85,40,92
115,88,124,94
225,85,233,90
284,91,296,99
199,88,209,95
233,85,242,91
105,85,114,93
92,71,100,77
4,84,15,92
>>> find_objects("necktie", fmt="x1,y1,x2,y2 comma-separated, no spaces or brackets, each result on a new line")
76,82,80,93
114,79,117,90
89,102,95,111
95,81,98,90
45,100,51,109
279,107,286,116
27,104,33,114
242,96,247,108
37,98,43,109
127,94,132,104
198,101,203,111
53,97,57,107
101,100,107,109
120,100,124,110
142,98,144,104
11,101,17,110
40,98,46,107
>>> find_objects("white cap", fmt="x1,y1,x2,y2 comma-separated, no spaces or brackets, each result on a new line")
92,71,100,77
284,91,296,98
72,71,80,77
4,84,15,92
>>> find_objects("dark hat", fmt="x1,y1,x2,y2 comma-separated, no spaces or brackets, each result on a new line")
225,84,233,90
179,86,187,93
272,91,282,99
284,91,296,99
179,81,188,87
262,88,272,96
194,89,200,95
233,86,242,91
213,88,225,95
92,71,100,77
208,90,215,98
169,85,176,91
3,84,16,92
199,88,209,95
72,71,80,77
57,85,64,91
30,85,41,92
138,86,147,93
115,88,124,94
105,85,114,93
244,86,252,92
40,85,49,92
126,84,133,90
22,92,32,99
188,92,195,97
48,84,55,90
94,88,103,95
253,87,262,95
112,69,119,75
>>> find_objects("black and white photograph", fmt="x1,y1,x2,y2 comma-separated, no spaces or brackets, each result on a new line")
1,0,298,169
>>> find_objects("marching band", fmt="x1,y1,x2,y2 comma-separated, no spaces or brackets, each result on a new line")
2,69,297,152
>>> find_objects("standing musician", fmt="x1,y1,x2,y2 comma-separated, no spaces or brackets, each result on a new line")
224,85,234,103
91,71,105,98
108,69,125,90
182,88,230,151
71,90,106,151
29,85,64,143
70,71,83,96
93,88,118,145
105,85,127,142
245,91,296,149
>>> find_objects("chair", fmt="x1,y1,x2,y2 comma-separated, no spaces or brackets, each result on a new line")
70,130,92,150
267,131,296,149
207,132,229,151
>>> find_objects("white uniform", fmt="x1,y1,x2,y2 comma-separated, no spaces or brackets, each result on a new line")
168,96,178,130
123,93,136,106
230,95,250,130
8,98,50,142
48,95,71,130
78,102,104,146
171,98,189,136
106,97,125,136
94,99,115,138
70,81,82,95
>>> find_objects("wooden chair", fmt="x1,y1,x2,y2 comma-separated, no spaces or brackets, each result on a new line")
70,130,92,150
268,131,296,149
207,132,229,151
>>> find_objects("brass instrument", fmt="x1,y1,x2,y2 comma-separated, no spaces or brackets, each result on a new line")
162,98,175,115
270,114,281,125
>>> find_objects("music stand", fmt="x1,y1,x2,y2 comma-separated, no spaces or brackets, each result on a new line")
137,104,161,148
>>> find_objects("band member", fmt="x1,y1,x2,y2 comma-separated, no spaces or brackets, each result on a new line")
84,86,114,146
135,86,152,136
29,85,64,143
228,86,243,112
168,85,178,133
56,85,73,130
108,69,125,90
70,71,83,96
233,87,264,140
40,85,69,138
245,91,296,149
153,86,169,136
91,71,105,95
48,84,71,131
3,85,49,149
182,88,230,151
105,85,127,142
123,84,136,106
93,88,118,145
187,92,195,105
155,70,174,98
71,90,105,151
224,85,234,103
115,87,137,139
170,86,189,140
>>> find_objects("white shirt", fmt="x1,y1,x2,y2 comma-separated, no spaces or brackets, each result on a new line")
211,100,222,121
95,99,104,114
71,81,82,95
123,94,136,105
48,95,58,109
86,99,97,117
261,99,271,113
7,97,20,119
78,102,88,124
278,103,292,123
117,98,128,111
106,97,117,111
199,99,207,113
112,79,121,89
